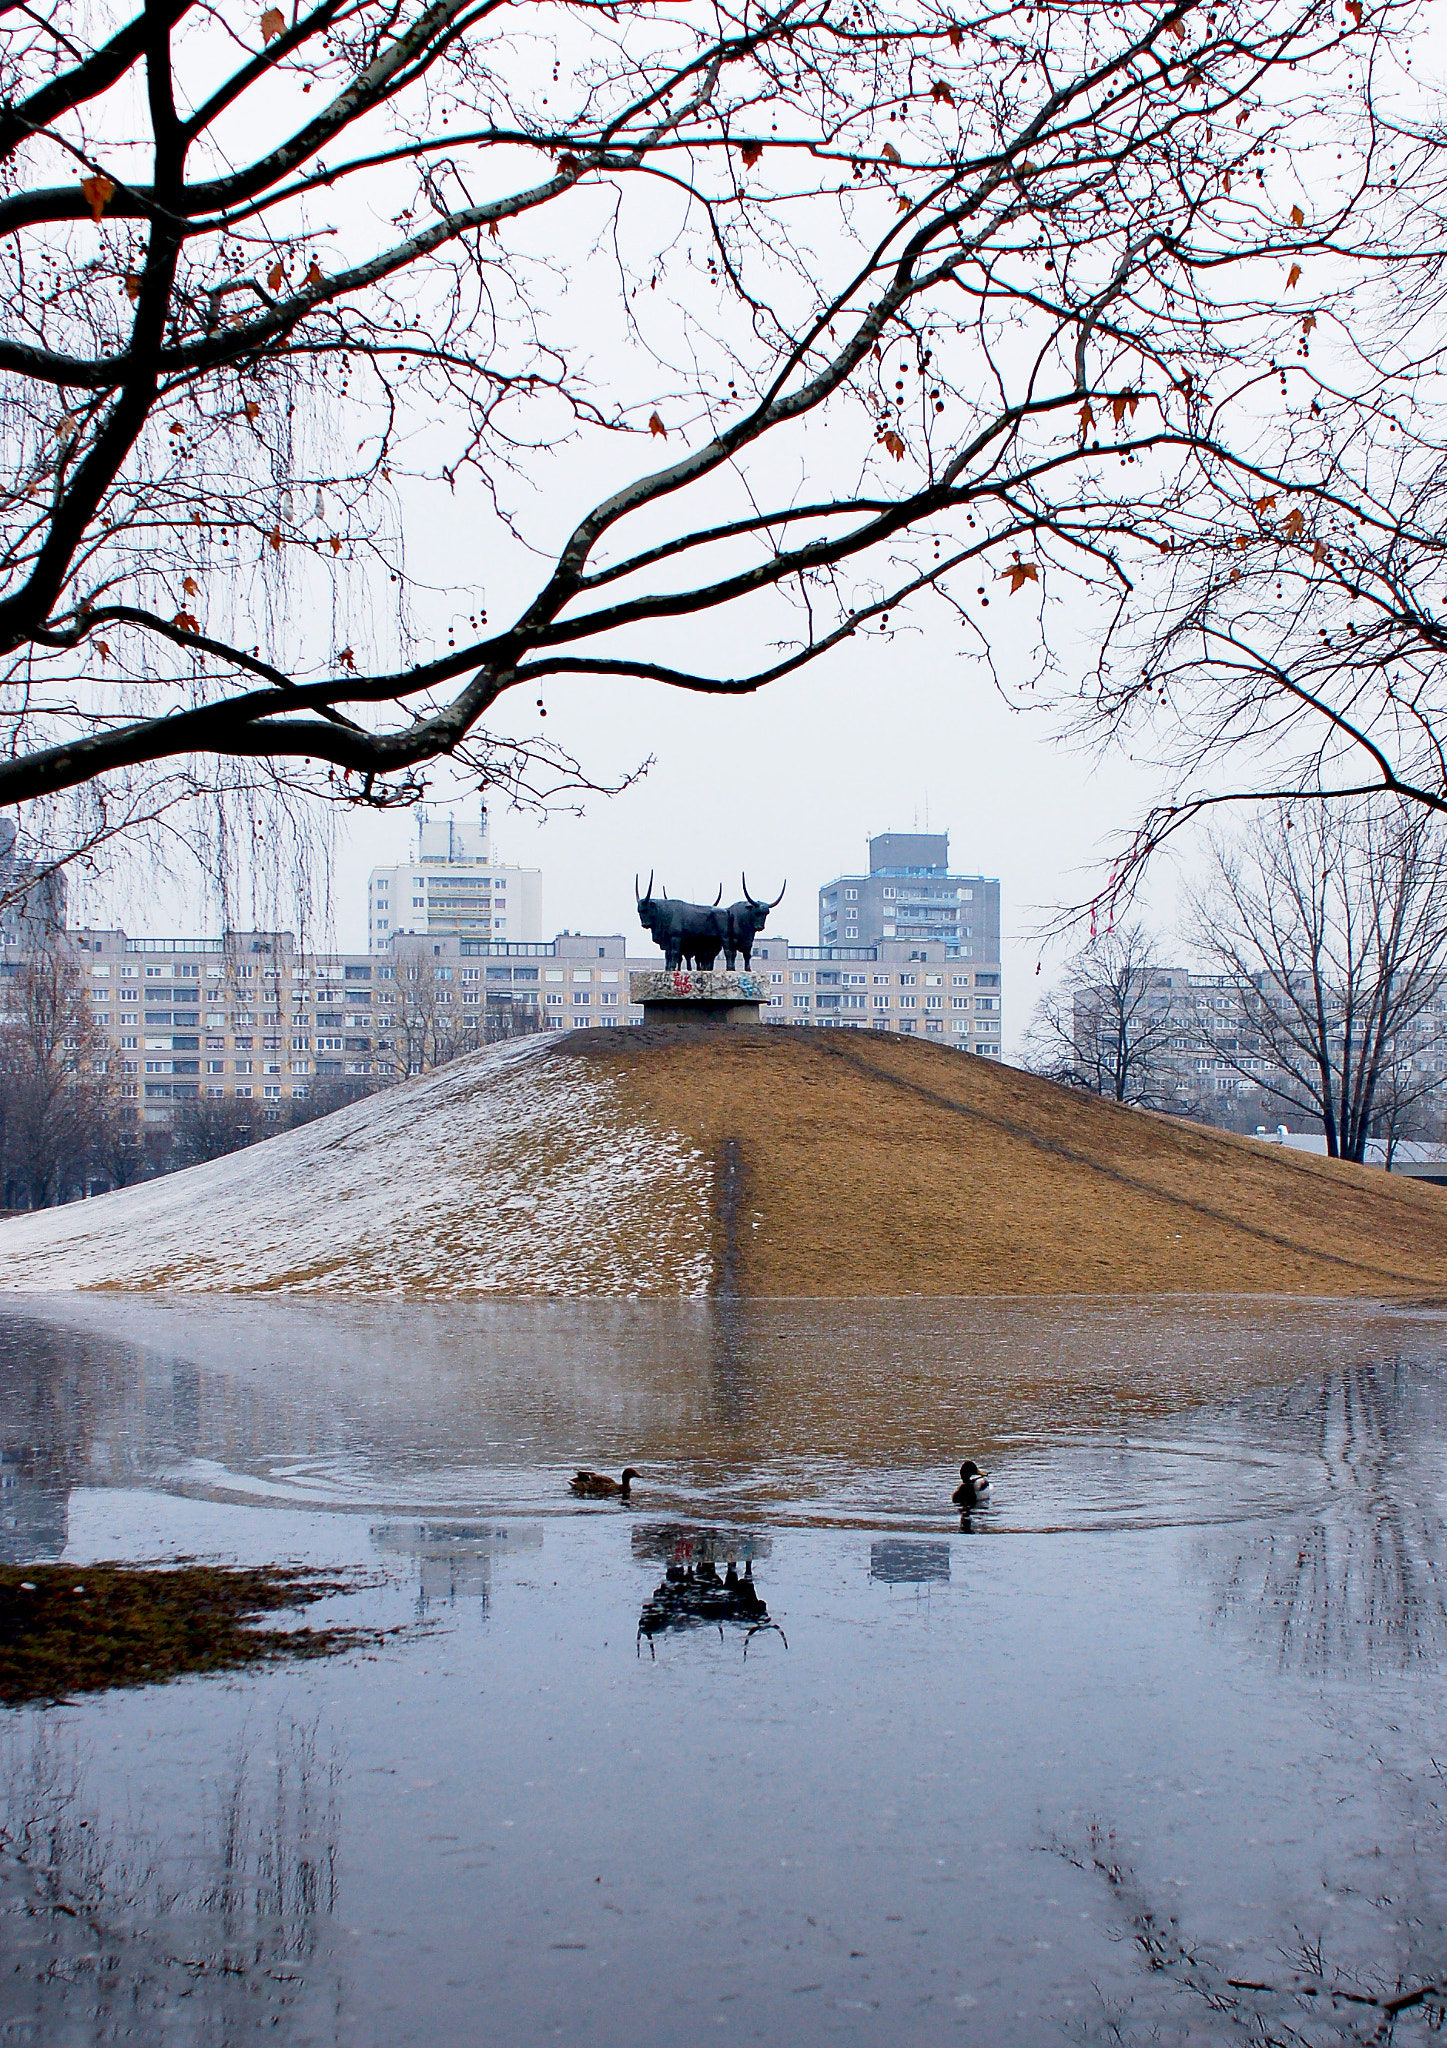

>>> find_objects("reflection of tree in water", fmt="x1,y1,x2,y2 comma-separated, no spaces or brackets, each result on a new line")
1205,1360,1447,1680
0,1715,344,2041
1055,1821,1447,2046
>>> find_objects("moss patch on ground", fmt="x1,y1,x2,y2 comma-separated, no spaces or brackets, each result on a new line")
0,1563,374,1706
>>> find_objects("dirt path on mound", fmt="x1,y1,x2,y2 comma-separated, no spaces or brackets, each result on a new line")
561,1025,1447,1297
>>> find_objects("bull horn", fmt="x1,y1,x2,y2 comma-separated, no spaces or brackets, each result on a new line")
636,869,654,904
713,885,723,906
742,872,757,907
768,880,787,910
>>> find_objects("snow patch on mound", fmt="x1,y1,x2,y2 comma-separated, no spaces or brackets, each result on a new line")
0,1035,715,1296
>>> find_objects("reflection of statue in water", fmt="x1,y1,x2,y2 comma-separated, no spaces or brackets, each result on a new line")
632,1524,784,1652
637,1550,787,1657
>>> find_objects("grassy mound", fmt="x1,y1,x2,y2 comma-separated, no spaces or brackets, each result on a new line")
2,1025,1444,1296
579,1024,1447,1297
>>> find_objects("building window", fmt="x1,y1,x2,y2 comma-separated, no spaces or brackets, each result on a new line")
206,1060,225,1074
873,995,890,1009
600,992,619,1006
899,996,916,1010
845,888,858,900
235,1060,253,1074
791,971,811,984
574,992,590,1006
793,995,811,1008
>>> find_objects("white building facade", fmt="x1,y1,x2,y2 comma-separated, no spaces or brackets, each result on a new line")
367,806,543,951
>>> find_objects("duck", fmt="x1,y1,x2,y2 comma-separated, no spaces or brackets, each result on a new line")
569,1467,640,1501
951,1460,991,1511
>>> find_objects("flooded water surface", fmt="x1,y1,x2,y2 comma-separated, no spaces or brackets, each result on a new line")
4,1295,1447,2045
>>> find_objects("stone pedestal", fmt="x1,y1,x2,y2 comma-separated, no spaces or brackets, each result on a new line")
630,969,767,1026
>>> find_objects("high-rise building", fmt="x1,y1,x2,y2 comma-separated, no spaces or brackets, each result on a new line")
367,803,542,951
818,832,1001,960
0,819,65,944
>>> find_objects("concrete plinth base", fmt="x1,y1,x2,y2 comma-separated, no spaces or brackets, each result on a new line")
630,969,767,1026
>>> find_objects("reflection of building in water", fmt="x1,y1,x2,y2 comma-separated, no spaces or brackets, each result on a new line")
870,1539,951,1585
370,1521,543,1615
0,1451,67,1563
631,1523,772,1566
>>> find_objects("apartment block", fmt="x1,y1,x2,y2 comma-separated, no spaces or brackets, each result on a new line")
15,909,1004,1137
368,805,542,951
818,832,1001,960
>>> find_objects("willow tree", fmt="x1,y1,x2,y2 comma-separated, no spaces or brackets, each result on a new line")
0,0,1405,882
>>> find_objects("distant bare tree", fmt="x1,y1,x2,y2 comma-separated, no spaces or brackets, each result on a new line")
170,1094,265,1167
392,963,487,1076
0,949,107,1206
1191,802,1447,1161
1024,926,1185,1108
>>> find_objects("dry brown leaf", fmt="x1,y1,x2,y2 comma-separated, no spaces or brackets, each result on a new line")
260,7,284,39
339,647,356,670
488,220,500,238
1168,16,1186,38
648,412,667,438
1254,494,1277,511
1110,390,1139,425
1290,203,1305,226
882,141,902,165
1302,312,1317,335
947,22,963,46
172,610,200,633
329,535,343,555
1312,540,1328,564
269,525,283,550
267,261,285,291
183,575,198,596
1003,560,1039,593
1078,400,1096,433
881,429,906,460
1346,0,1363,22
1282,506,1305,536
305,259,323,286
739,141,763,168
930,80,955,105
97,641,110,661
124,271,141,302
896,194,911,213
244,401,261,421
80,174,115,224
1285,262,1302,289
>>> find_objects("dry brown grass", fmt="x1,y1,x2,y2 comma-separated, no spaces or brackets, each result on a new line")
563,1024,1447,1297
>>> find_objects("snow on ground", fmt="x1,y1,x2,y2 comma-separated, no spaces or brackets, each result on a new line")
0,1036,715,1296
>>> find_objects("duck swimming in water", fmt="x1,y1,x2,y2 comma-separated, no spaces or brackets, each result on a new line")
951,1460,991,1511
569,1467,640,1501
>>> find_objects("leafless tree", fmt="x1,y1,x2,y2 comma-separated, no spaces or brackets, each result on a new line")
1022,924,1186,1107
391,960,488,1073
0,947,108,1205
0,0,1408,886
170,1090,266,1165
1189,801,1447,1160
